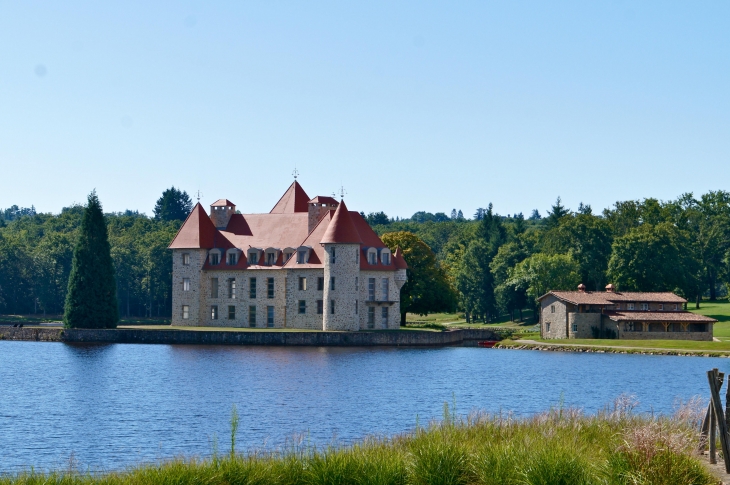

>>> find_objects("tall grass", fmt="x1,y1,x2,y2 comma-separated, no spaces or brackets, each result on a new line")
2,397,717,485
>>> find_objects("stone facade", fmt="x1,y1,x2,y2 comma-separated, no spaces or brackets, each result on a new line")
169,183,407,331
539,286,716,341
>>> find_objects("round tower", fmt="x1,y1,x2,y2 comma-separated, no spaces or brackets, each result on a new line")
320,200,361,331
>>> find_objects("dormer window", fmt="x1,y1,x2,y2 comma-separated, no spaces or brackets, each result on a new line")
248,249,261,265
367,248,377,265
226,249,241,266
283,248,296,263
381,249,391,265
296,247,311,264
209,249,221,265
264,248,280,266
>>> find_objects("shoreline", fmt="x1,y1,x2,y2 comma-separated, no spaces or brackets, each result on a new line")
0,326,498,347
498,339,730,357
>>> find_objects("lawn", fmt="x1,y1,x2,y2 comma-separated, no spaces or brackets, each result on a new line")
691,299,730,339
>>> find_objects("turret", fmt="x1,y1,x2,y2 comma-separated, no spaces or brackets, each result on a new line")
320,200,361,331
210,199,235,229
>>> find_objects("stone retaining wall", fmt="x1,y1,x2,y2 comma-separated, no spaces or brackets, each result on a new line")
0,327,499,347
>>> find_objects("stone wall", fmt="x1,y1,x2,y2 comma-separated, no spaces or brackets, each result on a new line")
568,313,601,339
323,243,360,331
540,295,571,339
359,270,399,330
0,327,499,346
284,268,325,329
171,249,208,326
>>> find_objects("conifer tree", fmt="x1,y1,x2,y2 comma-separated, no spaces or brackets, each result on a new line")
64,191,119,328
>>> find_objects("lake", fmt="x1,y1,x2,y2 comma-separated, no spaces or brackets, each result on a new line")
0,341,726,472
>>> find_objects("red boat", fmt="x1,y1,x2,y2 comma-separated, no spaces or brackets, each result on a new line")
477,340,499,348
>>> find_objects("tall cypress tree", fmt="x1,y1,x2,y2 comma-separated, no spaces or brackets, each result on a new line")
64,191,119,328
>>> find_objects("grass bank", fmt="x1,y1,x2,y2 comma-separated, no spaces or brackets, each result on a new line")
2,401,717,485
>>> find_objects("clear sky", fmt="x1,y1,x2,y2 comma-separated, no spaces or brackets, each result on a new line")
1,1,728,219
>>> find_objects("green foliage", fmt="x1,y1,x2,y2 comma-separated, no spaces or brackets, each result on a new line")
381,232,457,324
508,253,581,305
607,223,698,295
64,192,119,329
153,186,192,222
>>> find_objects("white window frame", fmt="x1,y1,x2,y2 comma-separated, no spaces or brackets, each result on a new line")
572,323,578,332
381,249,391,265
182,305,189,320
182,253,190,265
183,278,190,291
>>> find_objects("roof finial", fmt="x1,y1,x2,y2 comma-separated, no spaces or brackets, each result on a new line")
195,189,204,202
292,165,299,180
338,183,347,200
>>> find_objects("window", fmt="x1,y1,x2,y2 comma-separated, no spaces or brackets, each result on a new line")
267,306,274,327
674,304,678,311
381,307,389,328
284,250,294,263
249,278,257,298
641,303,649,311
330,300,335,314
267,278,275,298
658,304,664,311
210,252,220,265
626,322,635,332
297,250,308,264
228,278,236,298
266,252,276,266
299,300,306,314
627,303,635,310
182,253,190,265
331,247,336,263
572,323,578,332
550,305,555,314
299,277,307,291
317,300,324,314
227,252,237,265
367,307,375,328
381,278,389,301
317,277,324,291
368,278,375,301
228,305,236,320
183,278,190,291
248,251,259,265
249,306,256,327
182,305,189,320
615,304,621,310
368,250,377,265
545,322,550,332
355,300,358,314
211,305,218,320
211,278,219,298
330,277,336,291
381,251,390,265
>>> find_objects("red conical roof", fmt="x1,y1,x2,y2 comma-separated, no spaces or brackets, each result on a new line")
168,203,217,249
320,200,362,244
270,181,310,213
393,247,408,269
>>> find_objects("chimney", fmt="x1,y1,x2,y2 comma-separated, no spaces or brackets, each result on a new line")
577,284,586,292
605,284,615,293
210,199,235,229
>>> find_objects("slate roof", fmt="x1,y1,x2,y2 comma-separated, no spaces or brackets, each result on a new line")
168,203,219,249
270,181,310,213
320,200,362,244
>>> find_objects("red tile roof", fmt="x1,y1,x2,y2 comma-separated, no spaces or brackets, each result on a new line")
605,311,716,323
211,199,236,207
270,181,310,213
393,247,408,269
540,290,687,305
168,203,219,249
219,213,310,252
320,200,362,244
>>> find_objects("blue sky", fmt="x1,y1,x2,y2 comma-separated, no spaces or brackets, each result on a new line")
1,1,728,219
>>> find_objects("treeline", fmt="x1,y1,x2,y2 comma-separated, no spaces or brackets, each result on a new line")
373,192,730,322
0,188,190,317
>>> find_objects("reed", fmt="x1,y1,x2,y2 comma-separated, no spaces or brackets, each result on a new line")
1,399,716,485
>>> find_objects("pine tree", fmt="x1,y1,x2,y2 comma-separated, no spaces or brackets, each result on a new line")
64,191,119,328
154,187,192,222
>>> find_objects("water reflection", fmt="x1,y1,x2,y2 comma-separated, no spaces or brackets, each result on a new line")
0,341,726,472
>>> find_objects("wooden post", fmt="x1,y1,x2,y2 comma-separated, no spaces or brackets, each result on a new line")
700,403,712,452
707,369,730,473
711,402,717,464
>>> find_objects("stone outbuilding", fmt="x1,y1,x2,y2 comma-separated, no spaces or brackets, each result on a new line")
168,181,407,330
539,284,716,341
